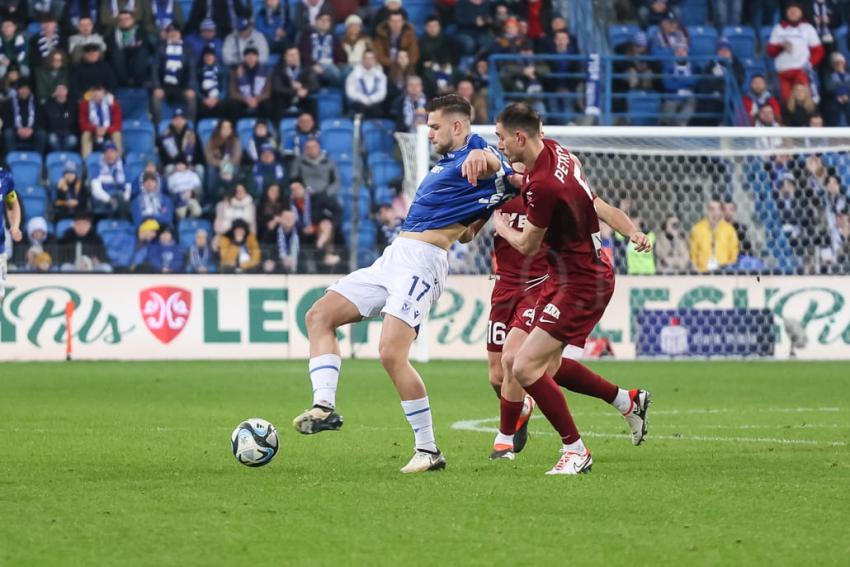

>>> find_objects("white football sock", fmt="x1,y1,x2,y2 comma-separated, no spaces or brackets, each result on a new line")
612,388,633,415
401,396,437,453
563,438,587,454
494,432,514,448
310,354,341,409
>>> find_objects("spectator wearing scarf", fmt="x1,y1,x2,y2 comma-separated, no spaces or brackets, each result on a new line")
267,209,299,273
344,50,387,118
373,11,419,69
256,0,290,54
101,0,155,36
222,17,269,66
297,12,344,86
391,74,426,133
198,46,229,119
29,14,66,69
271,46,319,119
2,80,46,153
131,171,175,227
186,17,222,65
147,227,184,273
186,0,251,37
152,0,186,37
743,74,783,124
61,0,100,33
78,84,123,156
0,19,30,77
152,23,198,123
90,141,131,215
107,11,151,88
229,46,271,118
187,229,216,273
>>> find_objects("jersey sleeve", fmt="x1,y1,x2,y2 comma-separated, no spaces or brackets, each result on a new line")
524,180,557,229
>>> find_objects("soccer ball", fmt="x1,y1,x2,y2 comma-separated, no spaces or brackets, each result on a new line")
231,418,279,467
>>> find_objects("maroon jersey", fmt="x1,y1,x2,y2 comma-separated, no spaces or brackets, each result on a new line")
492,195,549,285
523,139,614,285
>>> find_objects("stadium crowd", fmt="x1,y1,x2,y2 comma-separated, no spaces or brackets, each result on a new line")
1,0,849,276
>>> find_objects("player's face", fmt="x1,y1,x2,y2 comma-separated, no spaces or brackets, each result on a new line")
494,122,521,162
427,110,458,154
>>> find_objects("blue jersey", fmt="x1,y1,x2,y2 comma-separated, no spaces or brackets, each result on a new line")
0,168,16,255
401,134,516,232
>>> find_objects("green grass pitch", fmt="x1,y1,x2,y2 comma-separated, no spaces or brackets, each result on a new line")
1,360,849,566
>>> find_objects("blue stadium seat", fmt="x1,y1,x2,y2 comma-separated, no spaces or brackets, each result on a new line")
19,186,48,219
678,0,708,27
357,219,378,267
319,118,355,154
687,26,719,57
836,26,850,60
85,152,103,175
125,154,148,183
177,0,195,21
336,153,355,189
404,0,434,30
236,118,258,150
361,119,396,154
97,219,136,268
197,118,219,149
367,153,402,188
279,117,298,150
313,89,343,121
723,26,757,59
626,91,661,126
123,120,156,155
56,218,74,237
759,26,774,50
115,88,150,121
340,186,371,226
373,185,395,207
46,152,83,186
608,24,640,49
741,57,767,86
7,151,43,187
178,218,213,247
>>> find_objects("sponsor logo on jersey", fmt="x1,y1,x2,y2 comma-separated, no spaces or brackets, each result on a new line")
139,286,192,344
431,165,444,174
543,303,561,319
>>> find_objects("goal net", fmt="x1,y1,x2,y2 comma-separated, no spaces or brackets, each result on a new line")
395,125,850,358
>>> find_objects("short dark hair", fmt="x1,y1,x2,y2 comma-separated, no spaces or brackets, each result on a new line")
426,94,472,118
496,103,542,137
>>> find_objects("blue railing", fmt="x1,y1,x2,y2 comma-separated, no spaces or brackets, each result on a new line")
488,53,747,126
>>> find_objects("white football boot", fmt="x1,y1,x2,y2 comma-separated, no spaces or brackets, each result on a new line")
623,389,652,446
545,447,593,475
400,449,447,473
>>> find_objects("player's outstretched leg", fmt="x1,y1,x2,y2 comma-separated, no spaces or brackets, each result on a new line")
491,328,533,460
380,315,446,474
513,329,592,475
293,291,362,434
551,357,653,446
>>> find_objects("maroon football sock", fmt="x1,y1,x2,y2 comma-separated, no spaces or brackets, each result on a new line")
553,358,619,404
524,374,580,445
499,397,524,436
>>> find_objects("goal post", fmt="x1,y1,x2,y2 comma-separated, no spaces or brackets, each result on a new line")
394,125,850,358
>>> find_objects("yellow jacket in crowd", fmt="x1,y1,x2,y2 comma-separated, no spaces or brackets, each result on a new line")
689,218,740,272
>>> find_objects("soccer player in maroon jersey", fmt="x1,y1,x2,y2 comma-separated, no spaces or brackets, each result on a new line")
490,103,653,474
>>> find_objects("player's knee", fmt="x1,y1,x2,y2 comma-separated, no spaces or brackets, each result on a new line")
305,304,332,332
378,341,406,373
510,354,535,387
501,350,517,380
488,362,503,390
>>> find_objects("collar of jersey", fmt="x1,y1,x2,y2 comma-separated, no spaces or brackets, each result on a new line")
444,134,474,160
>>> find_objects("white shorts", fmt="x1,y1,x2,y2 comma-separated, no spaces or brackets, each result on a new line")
328,237,449,330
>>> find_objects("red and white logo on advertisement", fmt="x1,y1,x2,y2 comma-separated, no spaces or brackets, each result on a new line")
139,286,192,344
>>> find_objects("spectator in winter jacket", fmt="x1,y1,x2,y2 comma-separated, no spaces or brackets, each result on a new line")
159,109,199,174
290,137,341,267
808,0,842,58
661,45,698,126
197,45,228,119
651,11,689,52
219,218,261,272
144,226,184,273
271,46,319,119
767,2,824,101
373,10,419,69
150,0,186,39
78,83,123,156
58,213,108,270
54,161,88,220
167,161,204,219
90,141,131,215
229,45,272,119
345,50,387,118
655,213,691,274
391,74,427,132
186,228,216,273
256,0,290,54
214,183,256,234
67,15,106,62
222,17,269,66
696,38,745,126
186,0,251,37
454,0,494,56
70,43,117,98
341,14,371,67
2,80,46,153
784,82,818,126
0,18,29,77
151,23,197,123
245,119,278,164
253,143,286,194
298,12,344,86
28,13,65,70
43,83,78,151
257,182,289,241
100,0,155,36
204,119,242,171
61,0,101,36
690,197,740,272
824,51,850,125
132,171,175,227
293,0,334,31
186,17,222,65
284,111,319,155
262,208,300,273
742,74,783,125
107,10,152,88
34,48,68,102
418,16,455,74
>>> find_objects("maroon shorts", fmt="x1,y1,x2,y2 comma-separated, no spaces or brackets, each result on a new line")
487,278,545,352
532,276,615,348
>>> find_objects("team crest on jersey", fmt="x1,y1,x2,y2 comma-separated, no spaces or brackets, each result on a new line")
431,165,444,174
139,286,192,344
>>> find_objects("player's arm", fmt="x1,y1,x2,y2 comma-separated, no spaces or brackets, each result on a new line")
492,212,546,255
461,148,505,185
594,196,652,252
4,190,22,242
458,218,487,243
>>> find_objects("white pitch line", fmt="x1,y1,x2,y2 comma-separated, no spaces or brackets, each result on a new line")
575,407,841,417
451,417,847,447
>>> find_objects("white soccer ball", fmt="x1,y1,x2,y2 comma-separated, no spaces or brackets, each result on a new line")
231,418,279,467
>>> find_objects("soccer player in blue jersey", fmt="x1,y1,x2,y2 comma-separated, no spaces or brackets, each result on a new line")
0,168,23,304
292,95,515,473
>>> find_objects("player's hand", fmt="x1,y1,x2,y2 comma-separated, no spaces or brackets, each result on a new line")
492,211,510,237
631,231,652,252
506,173,524,188
10,228,22,242
462,149,489,186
